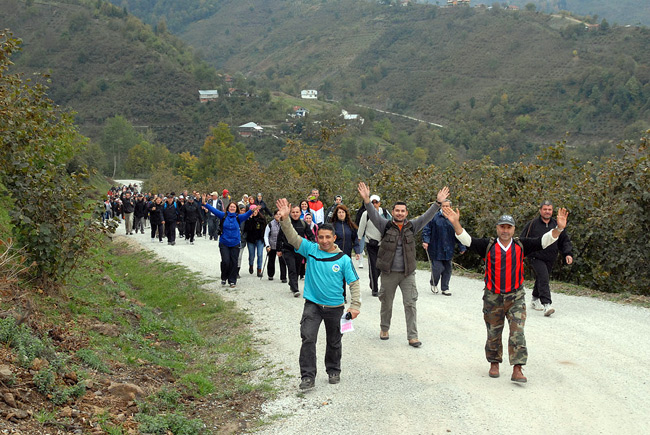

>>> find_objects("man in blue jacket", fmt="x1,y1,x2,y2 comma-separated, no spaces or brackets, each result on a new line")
422,199,466,296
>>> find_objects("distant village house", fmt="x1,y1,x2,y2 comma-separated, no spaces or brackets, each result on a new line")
341,109,364,125
301,90,318,99
198,90,219,103
289,106,309,118
238,122,264,137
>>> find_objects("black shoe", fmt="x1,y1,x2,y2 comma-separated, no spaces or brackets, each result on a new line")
293,291,300,298
268,277,274,280
328,373,340,384
221,280,226,286
281,279,287,283
249,265,254,274
171,241,175,246
299,377,315,390
372,291,378,297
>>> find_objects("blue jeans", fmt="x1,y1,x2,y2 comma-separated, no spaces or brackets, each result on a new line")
247,240,264,269
299,300,344,380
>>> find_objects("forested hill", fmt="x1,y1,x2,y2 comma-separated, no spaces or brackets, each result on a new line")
113,0,650,155
0,0,266,153
507,0,650,26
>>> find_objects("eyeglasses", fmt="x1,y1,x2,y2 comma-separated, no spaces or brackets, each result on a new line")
371,200,379,204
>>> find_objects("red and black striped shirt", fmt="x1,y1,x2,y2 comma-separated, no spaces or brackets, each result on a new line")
484,241,525,293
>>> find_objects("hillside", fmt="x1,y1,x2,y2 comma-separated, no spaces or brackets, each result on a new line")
0,0,283,155
112,0,650,158
508,0,650,26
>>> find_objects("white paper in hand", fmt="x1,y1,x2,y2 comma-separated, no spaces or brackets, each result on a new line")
340,313,354,334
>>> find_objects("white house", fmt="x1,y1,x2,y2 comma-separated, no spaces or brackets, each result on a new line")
238,122,264,137
341,109,364,124
198,90,219,102
301,90,318,99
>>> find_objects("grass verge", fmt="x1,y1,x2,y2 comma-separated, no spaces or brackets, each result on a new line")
0,237,276,434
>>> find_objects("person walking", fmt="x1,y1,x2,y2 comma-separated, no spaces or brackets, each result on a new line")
181,195,203,245
205,192,221,241
325,195,343,223
357,194,391,296
520,200,573,317
331,205,361,260
133,193,147,234
255,193,273,217
442,206,569,383
275,198,361,391
244,205,267,277
122,191,135,235
308,189,325,225
264,210,287,282
421,199,466,296
162,194,179,246
202,200,254,288
148,196,164,243
277,205,313,297
357,182,449,348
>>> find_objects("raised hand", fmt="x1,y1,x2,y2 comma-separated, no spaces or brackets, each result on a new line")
556,207,569,230
357,182,371,202
442,207,460,226
276,198,291,220
437,186,450,203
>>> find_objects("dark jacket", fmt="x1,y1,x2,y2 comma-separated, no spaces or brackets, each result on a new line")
162,201,179,222
182,201,203,223
244,213,267,243
254,199,273,217
333,221,360,257
520,215,573,262
134,199,147,219
366,201,440,275
422,211,466,261
148,201,164,224
122,197,135,214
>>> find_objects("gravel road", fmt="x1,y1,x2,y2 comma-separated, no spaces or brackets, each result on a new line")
119,224,650,435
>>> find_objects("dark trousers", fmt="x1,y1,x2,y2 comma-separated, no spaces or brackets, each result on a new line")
299,301,344,380
178,220,185,237
195,220,202,237
531,258,554,305
150,222,163,241
366,241,380,293
219,244,240,284
283,250,302,293
207,216,218,240
165,221,176,243
185,221,197,243
267,249,286,280
430,259,453,291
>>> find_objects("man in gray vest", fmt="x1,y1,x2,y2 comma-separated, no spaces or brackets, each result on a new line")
357,182,449,347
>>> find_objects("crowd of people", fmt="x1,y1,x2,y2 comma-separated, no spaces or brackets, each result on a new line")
105,182,573,389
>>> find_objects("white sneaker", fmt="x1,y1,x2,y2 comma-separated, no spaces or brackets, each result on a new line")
543,304,555,317
531,298,543,311
430,284,439,294
358,261,363,269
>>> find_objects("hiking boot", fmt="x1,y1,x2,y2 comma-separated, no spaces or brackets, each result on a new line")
257,269,263,277
531,298,543,311
408,339,422,348
441,290,452,296
430,284,439,294
299,377,315,390
328,373,340,384
489,362,500,378
511,364,527,383
379,330,389,340
544,304,555,317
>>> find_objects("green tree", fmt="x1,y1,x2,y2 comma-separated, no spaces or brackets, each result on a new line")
100,115,142,178
0,31,110,285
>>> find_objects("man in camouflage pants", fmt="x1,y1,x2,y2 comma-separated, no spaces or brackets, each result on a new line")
443,208,569,383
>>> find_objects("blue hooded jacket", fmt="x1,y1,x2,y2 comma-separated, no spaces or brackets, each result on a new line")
202,202,253,247
422,211,466,261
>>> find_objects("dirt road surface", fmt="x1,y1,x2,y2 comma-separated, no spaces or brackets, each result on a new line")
119,225,650,435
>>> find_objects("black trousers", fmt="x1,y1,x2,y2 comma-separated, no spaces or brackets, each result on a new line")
283,249,303,293
165,221,176,243
299,300,344,380
185,221,197,242
531,258,554,305
178,220,185,237
150,222,163,241
267,249,287,280
219,244,240,284
207,216,219,240
366,241,381,293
